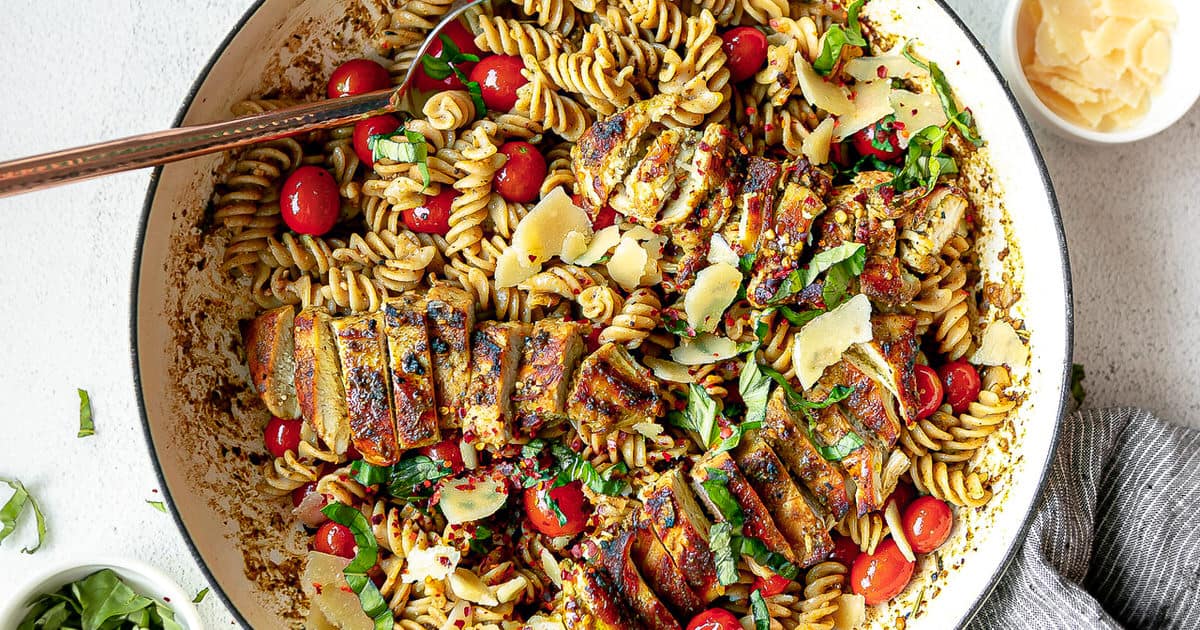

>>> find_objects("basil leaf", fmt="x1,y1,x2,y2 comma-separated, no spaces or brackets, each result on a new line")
151,603,184,630
769,243,865,304
349,459,392,486
823,261,854,309
369,129,431,189
663,308,697,338
1071,363,1086,406
928,61,982,146
421,54,454,80
146,500,167,513
469,525,493,554
739,252,757,274
384,455,452,500
750,589,770,630
77,389,94,438
708,522,741,586
321,503,395,630
668,384,720,449
192,588,209,604
846,0,867,41
700,469,745,527
893,125,958,193
0,478,45,554
816,431,865,461
738,360,772,429
555,458,628,496
813,23,867,76
461,74,488,118
759,365,852,411
739,536,800,580
73,569,156,630
521,439,547,459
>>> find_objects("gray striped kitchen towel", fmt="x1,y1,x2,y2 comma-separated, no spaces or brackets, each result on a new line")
970,408,1200,629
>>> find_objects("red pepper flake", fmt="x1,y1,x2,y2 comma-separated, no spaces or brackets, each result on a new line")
663,452,673,462
312,582,324,595
764,123,776,133
745,106,758,116
340,585,354,594
371,513,385,525
893,121,906,130
463,432,477,444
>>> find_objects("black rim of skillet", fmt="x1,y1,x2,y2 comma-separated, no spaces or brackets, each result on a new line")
128,1,1074,627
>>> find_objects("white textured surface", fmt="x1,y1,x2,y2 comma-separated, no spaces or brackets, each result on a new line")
0,1,1194,628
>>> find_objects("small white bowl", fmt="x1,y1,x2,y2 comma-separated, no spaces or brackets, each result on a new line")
998,0,1200,144
0,556,203,629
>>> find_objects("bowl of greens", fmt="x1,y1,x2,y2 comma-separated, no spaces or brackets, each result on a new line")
1,557,202,630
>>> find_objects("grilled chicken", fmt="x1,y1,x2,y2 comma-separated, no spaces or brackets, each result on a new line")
425,284,475,429
807,403,886,516
243,305,300,419
609,128,694,223
382,296,440,451
641,470,723,602
331,313,399,466
560,560,639,630
733,434,833,566
463,321,529,450
598,527,683,630
847,314,920,424
568,342,666,436
293,307,351,454
690,450,797,563
898,186,970,273
761,390,852,520
630,507,706,619
722,156,780,257
822,360,903,448
572,95,675,216
513,318,585,436
858,255,921,306
659,123,733,226
747,177,825,307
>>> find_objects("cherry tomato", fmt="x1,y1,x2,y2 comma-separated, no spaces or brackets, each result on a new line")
829,141,853,168
414,21,482,92
345,443,362,461
292,481,320,508
751,573,792,597
829,533,861,565
523,480,590,537
494,141,547,203
418,437,466,475
584,326,603,353
403,188,457,234
886,481,916,512
913,364,945,420
327,58,391,98
850,538,916,605
721,27,768,84
686,608,742,630
314,521,358,559
468,54,527,112
264,416,302,458
851,116,904,163
938,360,981,414
281,166,340,236
352,115,402,167
902,496,954,554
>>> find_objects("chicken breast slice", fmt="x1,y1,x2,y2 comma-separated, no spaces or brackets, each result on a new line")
425,284,476,429
512,318,585,436
243,305,300,419
382,295,440,451
690,450,798,564
463,321,529,450
294,307,351,454
761,389,852,520
567,342,666,436
331,312,399,466
734,433,833,567
641,469,723,602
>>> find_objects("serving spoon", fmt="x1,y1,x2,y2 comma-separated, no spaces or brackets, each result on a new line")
0,0,484,199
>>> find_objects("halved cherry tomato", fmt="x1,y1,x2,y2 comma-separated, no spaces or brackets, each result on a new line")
886,481,916,512
468,54,527,112
851,116,904,163
902,496,954,554
751,573,792,597
292,481,320,508
403,188,458,234
850,538,916,605
829,141,853,168
829,533,861,565
281,166,340,236
938,360,981,414
314,521,357,559
418,437,466,475
414,21,482,92
914,364,945,420
686,608,742,630
592,204,618,230
721,27,768,83
327,58,391,98
264,417,302,458
584,326,604,353
523,480,590,537
352,115,402,167
495,141,547,203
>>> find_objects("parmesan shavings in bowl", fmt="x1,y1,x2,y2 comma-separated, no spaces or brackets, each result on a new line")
1017,0,1177,131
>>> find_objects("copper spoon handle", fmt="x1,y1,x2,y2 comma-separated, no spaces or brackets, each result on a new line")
0,0,484,199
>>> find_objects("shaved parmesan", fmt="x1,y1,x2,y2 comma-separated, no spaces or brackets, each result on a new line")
632,421,665,438
560,230,589,262
685,263,742,333
831,594,866,630
624,225,659,241
671,333,741,366
437,477,509,524
834,80,893,141
565,225,621,266
449,568,499,606
971,321,1030,367
802,116,836,165
707,234,740,266
1098,0,1177,25
639,234,668,286
495,247,540,289
796,54,855,116
303,552,372,630
510,187,592,264
526,616,567,630
608,237,649,291
1142,31,1170,75
890,90,948,146
792,294,873,388
845,52,926,82
401,545,462,583
643,356,697,383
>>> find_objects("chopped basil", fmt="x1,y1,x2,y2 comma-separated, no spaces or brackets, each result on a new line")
521,439,547,459
739,536,799,580
524,439,629,496
469,525,493,554
368,128,431,189
750,589,770,630
893,125,958,193
760,365,852,411
739,252,757,274
668,384,720,450
768,243,866,305
713,360,772,452
708,522,741,586
754,306,825,348
420,35,487,117
77,389,94,438
1071,363,1087,406
351,456,452,502
18,568,184,630
1,478,45,554
146,500,167,513
321,503,394,630
193,587,210,604
349,459,392,486
816,431,866,461
812,0,868,75
700,469,745,527
662,308,697,338
928,61,983,146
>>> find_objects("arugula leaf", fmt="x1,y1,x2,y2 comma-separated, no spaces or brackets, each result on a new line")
1071,363,1086,406
1,478,45,554
750,589,771,630
708,522,741,586
368,128,431,189
928,61,983,146
769,243,866,305
668,384,720,449
193,588,209,604
77,389,94,438
892,125,958,193
700,469,745,527
321,503,395,630
815,431,866,461
146,500,167,513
